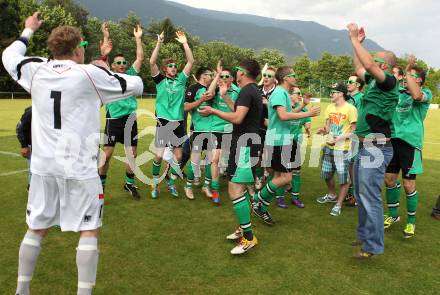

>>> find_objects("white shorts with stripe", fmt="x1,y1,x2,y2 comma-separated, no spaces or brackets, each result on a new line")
26,174,104,232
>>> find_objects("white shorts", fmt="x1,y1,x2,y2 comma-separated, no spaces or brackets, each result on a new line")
26,174,104,232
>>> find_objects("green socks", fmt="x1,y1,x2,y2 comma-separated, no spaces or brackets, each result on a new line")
254,180,277,212
232,192,253,240
386,182,401,218
204,163,212,187
291,173,300,199
186,161,196,188
125,172,135,185
152,160,161,185
212,180,220,192
275,186,285,199
407,191,419,224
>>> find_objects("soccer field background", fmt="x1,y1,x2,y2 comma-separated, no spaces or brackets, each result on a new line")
0,99,439,294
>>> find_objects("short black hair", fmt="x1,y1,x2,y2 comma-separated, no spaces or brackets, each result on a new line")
239,59,260,80
275,66,293,83
195,67,212,80
113,53,125,61
411,66,427,85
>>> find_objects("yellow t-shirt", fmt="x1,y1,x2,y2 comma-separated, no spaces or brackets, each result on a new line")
324,102,358,150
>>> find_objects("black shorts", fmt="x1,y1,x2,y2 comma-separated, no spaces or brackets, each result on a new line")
155,118,186,148
386,138,418,180
104,115,138,147
264,142,300,173
258,130,266,156
226,135,259,183
191,132,216,152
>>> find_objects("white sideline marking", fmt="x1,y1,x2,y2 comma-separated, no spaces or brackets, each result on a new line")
0,169,27,177
0,151,27,176
0,151,20,157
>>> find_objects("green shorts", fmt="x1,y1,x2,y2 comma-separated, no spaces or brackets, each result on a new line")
227,136,257,184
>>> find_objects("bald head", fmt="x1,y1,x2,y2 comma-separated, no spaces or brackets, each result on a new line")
377,50,397,68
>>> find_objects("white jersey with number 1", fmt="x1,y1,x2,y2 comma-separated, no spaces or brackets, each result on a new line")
2,40,144,180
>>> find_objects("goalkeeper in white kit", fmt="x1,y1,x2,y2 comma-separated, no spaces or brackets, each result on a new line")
2,12,143,295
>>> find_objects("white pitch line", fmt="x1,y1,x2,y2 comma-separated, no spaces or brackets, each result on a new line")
0,151,21,157
0,169,28,177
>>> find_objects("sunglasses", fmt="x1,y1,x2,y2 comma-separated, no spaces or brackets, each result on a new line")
291,91,303,95
263,73,274,78
78,41,89,49
286,73,297,78
346,80,358,85
220,74,231,79
167,63,178,68
113,60,127,65
409,73,420,78
374,58,392,68
234,66,249,75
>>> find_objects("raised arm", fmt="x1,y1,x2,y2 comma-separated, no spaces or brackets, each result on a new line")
86,65,144,105
353,49,366,82
347,23,385,82
405,55,424,101
175,31,194,76
132,25,144,73
149,31,163,77
2,12,45,92
219,85,236,111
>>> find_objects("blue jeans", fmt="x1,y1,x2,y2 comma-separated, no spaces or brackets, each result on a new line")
353,144,393,254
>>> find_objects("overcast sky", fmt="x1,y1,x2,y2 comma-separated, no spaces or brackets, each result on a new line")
170,0,439,68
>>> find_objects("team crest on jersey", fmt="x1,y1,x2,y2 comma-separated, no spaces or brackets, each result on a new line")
84,215,92,222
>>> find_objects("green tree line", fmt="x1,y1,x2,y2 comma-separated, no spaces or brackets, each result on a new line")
1,0,439,102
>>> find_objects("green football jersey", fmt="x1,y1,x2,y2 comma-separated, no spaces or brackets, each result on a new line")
190,87,213,132
154,72,188,121
355,72,399,138
266,86,293,146
391,87,432,149
291,106,311,143
348,91,363,111
106,66,139,118
210,84,241,133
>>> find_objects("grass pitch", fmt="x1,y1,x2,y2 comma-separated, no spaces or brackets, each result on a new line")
0,99,439,294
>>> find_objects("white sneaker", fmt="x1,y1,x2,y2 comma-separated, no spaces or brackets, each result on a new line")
184,187,194,200
226,227,243,240
201,185,213,198
330,204,342,216
230,236,258,255
316,194,337,204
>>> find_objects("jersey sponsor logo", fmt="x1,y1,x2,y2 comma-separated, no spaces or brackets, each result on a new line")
52,64,72,74
83,215,92,222
396,95,413,113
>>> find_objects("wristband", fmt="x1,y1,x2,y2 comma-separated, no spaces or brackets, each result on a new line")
21,28,34,40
